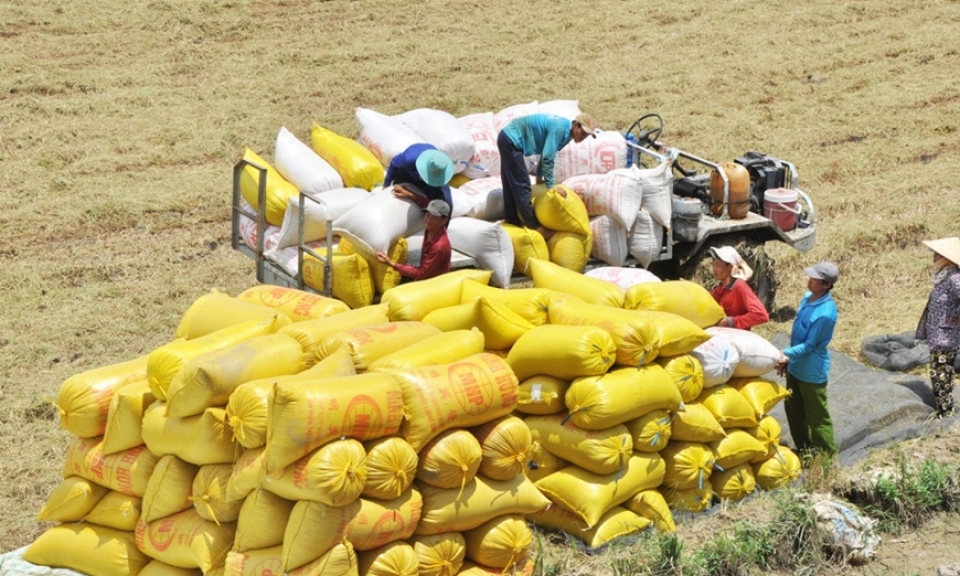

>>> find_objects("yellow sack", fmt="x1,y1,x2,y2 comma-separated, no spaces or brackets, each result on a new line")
135,508,236,571
416,429,482,490
463,515,532,570
36,475,109,522
237,284,351,322
174,289,290,340
192,464,242,524
670,403,726,443
148,315,290,400
566,366,682,430
657,354,704,403
262,438,367,506
459,280,551,326
142,403,238,466
24,523,150,576
340,235,407,295
422,298,533,351
534,452,666,527
624,280,726,328
224,546,284,576
287,541,358,576
507,325,616,382
527,257,624,307
239,147,299,227
697,385,759,428
226,447,266,502
56,353,149,438
141,455,198,523
311,123,384,190
660,441,715,491
709,429,768,470
103,379,155,455
320,321,442,372
472,415,531,481
357,542,419,576
416,474,550,535
267,372,404,472
233,488,296,553
279,304,389,367
747,414,783,463
302,251,375,310
515,375,569,415
661,481,714,513
409,533,466,576
752,446,802,490
394,353,518,452
730,376,791,418
711,463,757,502
457,559,534,576
501,223,549,274
140,561,202,576
85,490,141,532
362,436,419,500
369,329,485,372
642,309,711,357
532,184,590,235
524,441,567,483
63,436,158,498
547,298,660,367
626,409,673,452
625,489,676,533
166,333,305,418
381,269,493,321
524,413,632,475
226,348,357,449
283,488,422,570
529,504,650,548
547,231,591,272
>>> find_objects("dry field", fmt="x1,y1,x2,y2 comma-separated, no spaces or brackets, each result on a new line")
2,0,959,568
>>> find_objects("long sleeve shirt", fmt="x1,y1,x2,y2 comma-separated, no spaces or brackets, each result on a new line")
500,114,572,188
710,279,770,330
394,228,451,281
784,291,838,384
917,268,960,350
384,143,453,210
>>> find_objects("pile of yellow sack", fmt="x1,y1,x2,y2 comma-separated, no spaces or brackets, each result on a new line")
26,265,800,576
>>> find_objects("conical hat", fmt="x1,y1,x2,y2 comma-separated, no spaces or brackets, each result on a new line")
923,237,960,266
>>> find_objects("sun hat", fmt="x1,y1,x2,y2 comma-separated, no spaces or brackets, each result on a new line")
709,245,753,280
923,237,960,266
574,113,598,138
415,149,455,188
803,261,840,285
424,199,451,218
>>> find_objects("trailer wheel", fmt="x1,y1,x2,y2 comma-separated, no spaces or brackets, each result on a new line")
679,237,779,313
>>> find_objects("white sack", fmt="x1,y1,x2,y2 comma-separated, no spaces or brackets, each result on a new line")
562,169,643,230
458,112,500,179
454,177,505,221
554,130,629,183
706,327,780,377
395,108,476,174
274,126,344,195
584,266,661,290
628,209,664,268
634,159,674,230
332,186,425,257
493,100,539,133
538,99,581,120
589,214,629,267
691,336,741,388
447,218,515,288
356,107,424,168
273,187,370,250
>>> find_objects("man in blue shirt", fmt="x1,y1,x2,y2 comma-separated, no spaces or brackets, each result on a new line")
497,113,597,239
776,261,840,458
384,143,455,212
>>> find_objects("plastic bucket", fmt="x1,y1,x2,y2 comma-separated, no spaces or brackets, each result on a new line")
672,197,702,242
764,188,799,231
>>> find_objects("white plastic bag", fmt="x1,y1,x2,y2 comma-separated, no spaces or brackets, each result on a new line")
274,127,344,195
706,327,780,377
447,218,515,288
634,159,674,229
454,177,505,221
691,336,741,388
332,186,425,257
628,209,664,268
812,498,880,565
589,215,628,267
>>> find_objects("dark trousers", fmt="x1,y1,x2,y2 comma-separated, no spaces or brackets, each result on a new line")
497,131,540,229
784,372,838,457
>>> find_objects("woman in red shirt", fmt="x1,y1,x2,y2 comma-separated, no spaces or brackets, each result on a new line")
708,246,769,330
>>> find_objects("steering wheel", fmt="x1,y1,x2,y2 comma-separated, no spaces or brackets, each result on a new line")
625,113,664,149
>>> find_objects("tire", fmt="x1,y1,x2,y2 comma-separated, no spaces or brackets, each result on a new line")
679,237,779,312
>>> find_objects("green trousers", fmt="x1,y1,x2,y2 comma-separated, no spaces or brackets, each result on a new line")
784,373,837,457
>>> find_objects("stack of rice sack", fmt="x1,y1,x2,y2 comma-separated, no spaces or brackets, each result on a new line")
27,279,551,576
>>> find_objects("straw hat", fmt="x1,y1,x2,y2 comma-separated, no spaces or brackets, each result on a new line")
923,237,960,266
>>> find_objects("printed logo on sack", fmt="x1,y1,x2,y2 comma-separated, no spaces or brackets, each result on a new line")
251,557,283,576
342,395,385,439
256,286,298,308
449,362,495,416
137,515,177,552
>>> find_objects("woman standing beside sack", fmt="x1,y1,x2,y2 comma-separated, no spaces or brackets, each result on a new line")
916,236,960,419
